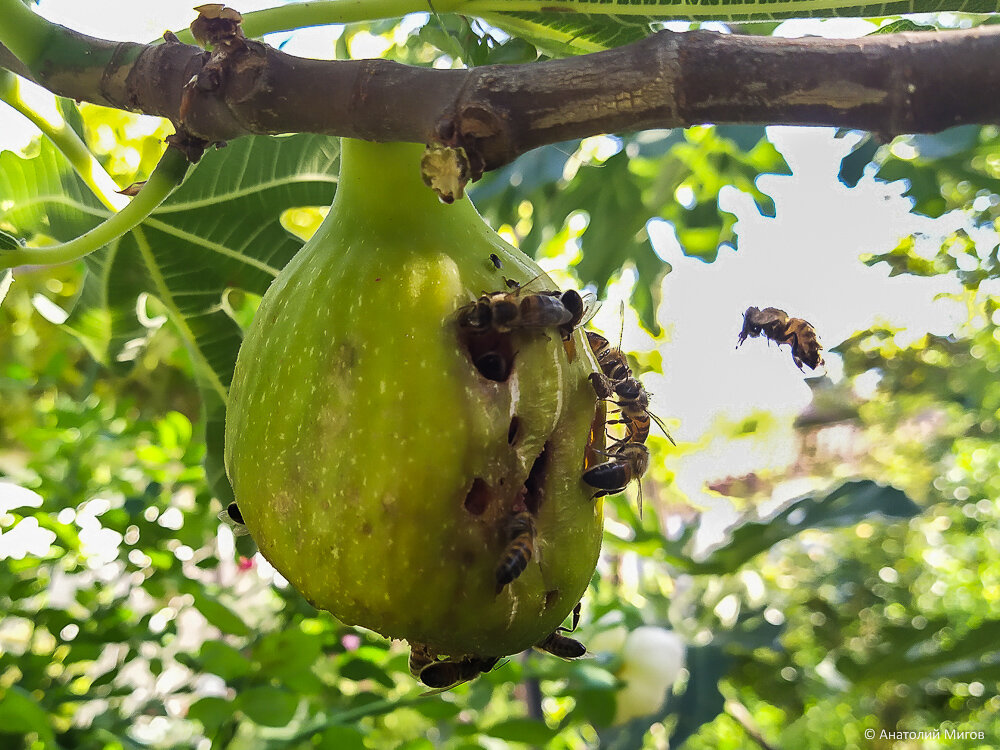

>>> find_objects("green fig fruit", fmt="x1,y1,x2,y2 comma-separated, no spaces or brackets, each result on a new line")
225,138,604,657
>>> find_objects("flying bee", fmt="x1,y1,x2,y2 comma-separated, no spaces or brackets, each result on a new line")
582,441,650,516
736,306,825,370
418,655,501,689
495,509,536,592
408,643,436,677
217,501,250,536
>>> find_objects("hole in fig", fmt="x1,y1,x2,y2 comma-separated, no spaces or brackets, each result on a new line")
544,589,561,609
464,478,492,515
523,444,550,515
507,416,520,444
458,328,515,382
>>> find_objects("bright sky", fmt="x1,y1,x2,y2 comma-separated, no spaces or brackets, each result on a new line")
0,2,975,532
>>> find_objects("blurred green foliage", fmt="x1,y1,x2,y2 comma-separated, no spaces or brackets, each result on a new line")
2,9,1000,750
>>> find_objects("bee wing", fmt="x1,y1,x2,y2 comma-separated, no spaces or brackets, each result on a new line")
577,293,601,328
217,508,251,536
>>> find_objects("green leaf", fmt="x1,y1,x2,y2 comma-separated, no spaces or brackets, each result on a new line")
869,19,938,34
482,11,655,55
465,0,999,26
0,686,55,743
252,627,323,691
187,696,234,734
0,228,23,251
236,685,299,727
837,133,879,188
192,591,251,636
1,134,339,500
573,687,617,726
314,725,367,750
483,717,559,744
339,657,396,688
838,619,1000,686
197,640,253,681
668,480,920,574
668,645,731,747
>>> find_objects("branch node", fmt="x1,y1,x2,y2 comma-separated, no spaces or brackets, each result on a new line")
166,129,210,163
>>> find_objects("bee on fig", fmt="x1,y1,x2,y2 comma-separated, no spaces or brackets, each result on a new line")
535,630,587,659
489,253,502,269
458,289,572,333
418,654,501,689
408,643,436,677
217,501,250,536
589,374,675,448
535,601,586,658
549,289,600,341
586,330,632,382
457,279,592,337
736,306,824,370
582,441,650,516
495,509,536,592
609,377,676,447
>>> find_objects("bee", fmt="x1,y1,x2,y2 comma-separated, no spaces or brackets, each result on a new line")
217,501,250,536
490,253,502,269
535,631,587,659
408,643,436,677
554,289,600,341
535,601,586,659
589,374,675,448
582,441,650,516
457,289,574,334
609,377,676,447
586,331,632,382
495,509,536,592
736,306,824,370
418,655,501,689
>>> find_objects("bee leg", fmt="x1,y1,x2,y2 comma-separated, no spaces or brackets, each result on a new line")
589,372,614,399
557,601,582,633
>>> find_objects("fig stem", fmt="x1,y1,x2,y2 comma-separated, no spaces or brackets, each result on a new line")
0,146,191,269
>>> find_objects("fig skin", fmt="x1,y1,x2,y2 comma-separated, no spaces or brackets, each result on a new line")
225,139,604,657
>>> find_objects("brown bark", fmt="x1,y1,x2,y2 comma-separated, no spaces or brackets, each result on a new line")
4,24,1000,171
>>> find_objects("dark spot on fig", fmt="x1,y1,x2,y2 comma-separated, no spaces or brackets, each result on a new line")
523,444,550,515
334,342,358,370
544,589,561,609
458,548,477,567
361,522,373,535
464,478,492,516
459,327,515,382
583,403,607,471
507,416,520,445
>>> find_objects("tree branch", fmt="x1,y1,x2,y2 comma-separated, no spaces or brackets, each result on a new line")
3,14,999,172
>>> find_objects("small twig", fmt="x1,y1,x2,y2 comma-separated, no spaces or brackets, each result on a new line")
725,699,779,750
